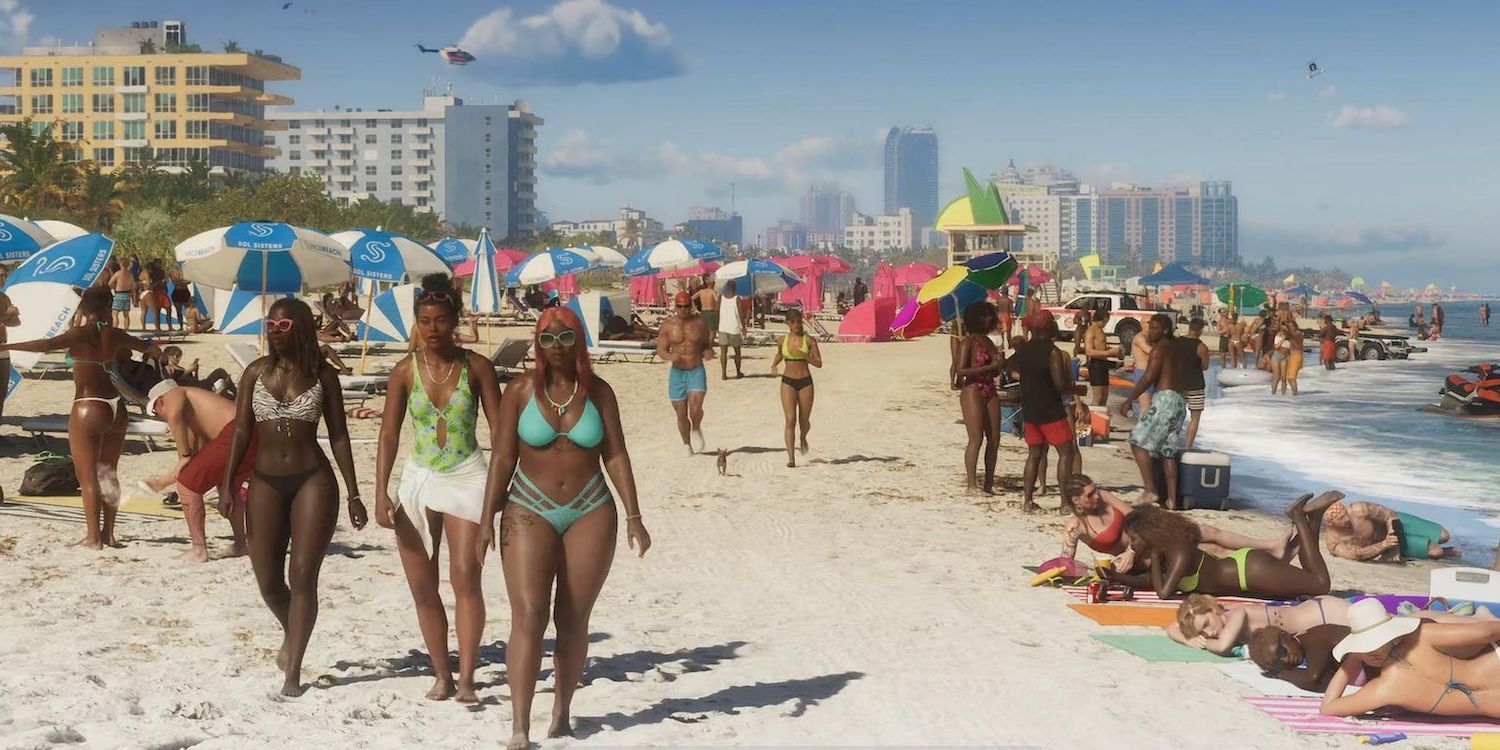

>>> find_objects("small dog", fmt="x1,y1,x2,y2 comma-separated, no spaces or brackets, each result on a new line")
716,448,728,476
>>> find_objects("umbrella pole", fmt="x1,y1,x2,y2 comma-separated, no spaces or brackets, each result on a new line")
258,252,269,355
358,288,374,375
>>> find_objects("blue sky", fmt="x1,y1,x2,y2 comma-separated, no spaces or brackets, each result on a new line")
14,0,1500,290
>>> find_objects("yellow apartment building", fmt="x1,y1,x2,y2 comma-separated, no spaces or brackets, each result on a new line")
0,20,297,173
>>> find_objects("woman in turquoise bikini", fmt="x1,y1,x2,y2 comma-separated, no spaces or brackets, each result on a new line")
374,274,504,703
476,306,651,750
1109,492,1339,600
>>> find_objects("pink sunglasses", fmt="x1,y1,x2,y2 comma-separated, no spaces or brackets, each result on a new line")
264,319,294,334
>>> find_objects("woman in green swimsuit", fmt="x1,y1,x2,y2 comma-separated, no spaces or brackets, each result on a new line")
476,306,651,750
374,274,505,703
1109,492,1338,600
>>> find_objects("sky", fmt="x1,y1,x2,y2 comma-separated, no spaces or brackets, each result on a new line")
12,0,1500,290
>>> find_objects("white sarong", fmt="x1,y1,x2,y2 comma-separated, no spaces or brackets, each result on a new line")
396,450,487,559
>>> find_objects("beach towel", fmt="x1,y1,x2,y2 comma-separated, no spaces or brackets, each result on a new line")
0,494,182,521
1068,604,1179,627
1216,661,1321,697
1090,634,1235,663
1061,587,1262,607
1246,695,1500,736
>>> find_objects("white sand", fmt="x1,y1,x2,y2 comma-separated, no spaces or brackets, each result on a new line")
0,329,1445,749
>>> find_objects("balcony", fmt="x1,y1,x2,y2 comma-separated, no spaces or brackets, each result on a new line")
407,126,432,136
515,188,536,200
117,139,148,148
116,112,148,122
114,84,148,94
331,126,353,136
518,142,536,156
332,158,353,168
410,188,432,198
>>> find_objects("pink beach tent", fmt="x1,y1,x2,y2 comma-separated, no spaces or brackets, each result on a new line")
873,262,897,300
630,276,665,306
837,297,896,342
780,270,824,312
452,247,529,277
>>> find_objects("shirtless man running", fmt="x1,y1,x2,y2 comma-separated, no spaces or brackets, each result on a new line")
657,291,714,455
1120,314,1198,508
142,382,252,562
109,262,138,329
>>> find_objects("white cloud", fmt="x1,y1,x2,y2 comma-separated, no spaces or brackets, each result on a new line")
1265,92,1286,102
1080,162,1134,186
1329,104,1411,130
0,0,34,54
1242,222,1443,261
458,0,684,85
1318,84,1337,98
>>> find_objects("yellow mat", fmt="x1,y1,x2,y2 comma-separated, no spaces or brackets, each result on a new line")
3,494,183,520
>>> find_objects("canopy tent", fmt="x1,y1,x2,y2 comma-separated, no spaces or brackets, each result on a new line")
1137,263,1209,287
837,297,896,342
779,271,824,312
872,262,897,300
629,275,665,306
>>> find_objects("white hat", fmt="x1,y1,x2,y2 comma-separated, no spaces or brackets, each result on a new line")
146,380,179,417
1332,597,1421,662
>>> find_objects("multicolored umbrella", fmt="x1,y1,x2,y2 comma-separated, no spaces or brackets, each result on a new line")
890,296,944,339
1216,282,1268,311
917,251,1019,306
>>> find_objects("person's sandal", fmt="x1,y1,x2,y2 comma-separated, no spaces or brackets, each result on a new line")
161,492,180,508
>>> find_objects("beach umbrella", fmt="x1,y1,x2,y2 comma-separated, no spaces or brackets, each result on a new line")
451,246,527,277
629,276,665,306
660,261,720,279
33,219,89,242
1283,283,1317,297
0,214,56,262
213,288,294,336
332,228,449,284
873,262,897,300
505,246,606,287
176,222,349,293
890,296,944,339
714,258,802,296
431,236,475,267
573,244,627,267
468,228,502,316
1338,289,1374,305
1215,282,1268,311
1137,263,1209,287
353,283,418,343
779,254,853,275
892,262,941,288
917,251,1019,307
2,233,115,395
623,238,723,276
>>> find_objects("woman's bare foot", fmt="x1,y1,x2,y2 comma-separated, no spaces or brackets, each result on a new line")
1284,493,1315,520
222,541,249,559
73,535,105,550
280,677,305,698
454,680,478,704
799,437,809,455
425,676,455,701
548,712,573,738
506,730,530,750
276,638,290,671
180,546,210,563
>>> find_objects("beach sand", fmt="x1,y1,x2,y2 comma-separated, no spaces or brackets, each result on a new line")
0,328,1451,749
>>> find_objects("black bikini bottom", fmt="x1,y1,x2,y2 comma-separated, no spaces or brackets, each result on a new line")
781,375,813,392
253,464,330,503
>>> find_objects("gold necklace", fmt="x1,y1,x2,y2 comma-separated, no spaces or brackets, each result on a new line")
420,350,457,385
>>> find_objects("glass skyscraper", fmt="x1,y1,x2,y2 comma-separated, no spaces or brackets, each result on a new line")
883,125,939,232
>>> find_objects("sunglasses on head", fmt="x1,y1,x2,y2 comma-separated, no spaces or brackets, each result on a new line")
264,318,294,333
538,330,577,348
418,290,455,304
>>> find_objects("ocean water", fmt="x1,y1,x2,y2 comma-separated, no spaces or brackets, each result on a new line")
1197,301,1500,563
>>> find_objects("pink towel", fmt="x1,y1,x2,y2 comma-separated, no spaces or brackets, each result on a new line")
1058,585,1261,607
1247,695,1500,736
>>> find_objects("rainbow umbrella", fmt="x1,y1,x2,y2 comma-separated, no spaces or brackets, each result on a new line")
890,297,944,339
917,251,1018,307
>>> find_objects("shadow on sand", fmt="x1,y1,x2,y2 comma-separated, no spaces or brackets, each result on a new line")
572,671,865,738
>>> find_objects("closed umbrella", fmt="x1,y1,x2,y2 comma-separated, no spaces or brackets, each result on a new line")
2,233,115,396
469,228,503,316
0,214,56,262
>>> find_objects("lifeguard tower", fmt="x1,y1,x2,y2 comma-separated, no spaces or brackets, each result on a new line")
938,168,1060,302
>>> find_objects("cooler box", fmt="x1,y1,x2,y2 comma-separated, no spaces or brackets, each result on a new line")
1178,450,1232,510
1088,405,1111,441
1000,403,1023,437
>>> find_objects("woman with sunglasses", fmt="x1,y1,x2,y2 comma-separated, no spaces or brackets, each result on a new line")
770,309,822,467
374,275,503,702
0,286,160,548
476,307,651,749
221,298,367,697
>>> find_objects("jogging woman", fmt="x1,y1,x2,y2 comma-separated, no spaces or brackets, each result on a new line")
771,309,823,467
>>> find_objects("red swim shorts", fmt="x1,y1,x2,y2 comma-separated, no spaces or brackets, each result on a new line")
178,421,258,494
1024,418,1074,447
1320,340,1337,360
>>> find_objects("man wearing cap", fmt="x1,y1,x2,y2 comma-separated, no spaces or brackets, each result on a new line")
145,382,253,562
1009,310,1081,513
657,291,715,454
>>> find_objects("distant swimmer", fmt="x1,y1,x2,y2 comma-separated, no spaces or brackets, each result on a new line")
1322,499,1459,562
1319,315,1339,370
1481,302,1491,326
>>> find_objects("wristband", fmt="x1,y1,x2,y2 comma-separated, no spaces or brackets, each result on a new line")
625,513,642,520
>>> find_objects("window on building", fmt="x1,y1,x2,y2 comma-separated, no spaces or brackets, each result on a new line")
289,119,301,128
92,66,115,86
338,167,351,176
364,133,376,144
184,66,209,85
122,121,146,141
314,119,325,127
391,181,403,191
154,93,177,113
93,148,116,167
390,133,403,144
263,135,275,144
122,66,146,86
154,66,176,86
483,133,491,143
123,146,149,164
484,181,491,191
339,119,350,127
416,166,428,175
390,149,402,159
390,165,402,176
122,93,146,113
390,119,403,127
364,119,376,128
185,93,209,112
416,118,427,127
289,166,300,174
289,150,300,160
416,197,429,207
286,134,300,145
61,67,83,87
484,196,491,206
364,166,377,176
185,120,209,139
60,121,83,141
29,68,52,87
29,94,51,114
61,93,83,113
365,181,377,192
93,120,115,141
484,164,492,174
338,134,352,144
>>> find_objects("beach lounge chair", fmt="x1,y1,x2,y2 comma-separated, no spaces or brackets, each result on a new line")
806,317,838,343
225,341,378,399
489,338,533,379
24,414,172,452
589,340,658,364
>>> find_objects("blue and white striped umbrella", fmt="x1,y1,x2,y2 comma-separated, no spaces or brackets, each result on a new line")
573,245,628,268
0,214,56,262
714,258,801,296
354,284,418,343
469,228,502,314
623,238,723,277
505,246,601,287
175,221,350,293
2,233,115,375
431,236,475,268
332,228,449,283
212,288,294,336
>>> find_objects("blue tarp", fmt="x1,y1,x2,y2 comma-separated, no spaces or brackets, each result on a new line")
1137,263,1209,287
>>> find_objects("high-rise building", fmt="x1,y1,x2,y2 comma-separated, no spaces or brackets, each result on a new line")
1,19,297,172
843,209,914,254
883,125,938,232
551,206,665,250
764,219,808,251
677,206,742,247
798,183,855,236
1096,181,1237,267
266,92,542,236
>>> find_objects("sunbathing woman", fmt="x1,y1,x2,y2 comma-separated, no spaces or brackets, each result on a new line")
222,298,366,697
1251,624,1352,693
1059,474,1295,571
374,274,504,703
954,302,1004,495
476,307,651,749
1170,593,1354,654
1108,491,1338,600
1323,599,1500,718
771,309,823,468
1,287,160,548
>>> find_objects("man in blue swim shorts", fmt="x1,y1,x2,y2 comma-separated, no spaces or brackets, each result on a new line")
657,291,714,455
1121,314,1197,509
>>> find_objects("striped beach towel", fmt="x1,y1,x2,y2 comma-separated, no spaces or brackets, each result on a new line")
1247,695,1500,736
1058,584,1263,607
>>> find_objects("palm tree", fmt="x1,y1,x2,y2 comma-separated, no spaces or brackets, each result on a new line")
71,162,129,230
139,39,158,54
621,217,642,252
223,40,242,53
0,119,78,212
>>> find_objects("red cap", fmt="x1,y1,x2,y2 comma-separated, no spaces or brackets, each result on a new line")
674,291,692,306
1022,310,1056,332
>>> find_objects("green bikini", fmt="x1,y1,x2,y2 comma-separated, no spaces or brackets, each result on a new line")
510,393,612,534
1179,548,1254,593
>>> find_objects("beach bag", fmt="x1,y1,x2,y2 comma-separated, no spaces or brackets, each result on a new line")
20,452,79,496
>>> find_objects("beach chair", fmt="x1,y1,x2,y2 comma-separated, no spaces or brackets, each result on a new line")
226,341,380,398
590,340,658,364
490,338,533,380
24,414,173,452
806,317,838,343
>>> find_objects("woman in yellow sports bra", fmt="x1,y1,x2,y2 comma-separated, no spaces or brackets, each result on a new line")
1108,493,1339,600
771,309,823,467
476,307,651,749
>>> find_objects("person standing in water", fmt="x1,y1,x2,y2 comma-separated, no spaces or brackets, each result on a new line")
1480,302,1491,326
771,309,823,468
1319,315,1339,371
476,307,650,750
1,287,161,548
657,291,713,455
1182,318,1211,449
221,298,366,697
1120,314,1195,508
1432,302,1446,338
374,275,505,703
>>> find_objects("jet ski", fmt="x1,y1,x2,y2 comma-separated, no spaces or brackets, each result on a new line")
1426,363,1500,418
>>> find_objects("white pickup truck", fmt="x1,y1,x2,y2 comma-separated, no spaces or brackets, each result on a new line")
1045,292,1180,345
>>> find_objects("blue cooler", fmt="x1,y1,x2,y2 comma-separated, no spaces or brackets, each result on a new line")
1000,403,1023,437
1178,450,1232,510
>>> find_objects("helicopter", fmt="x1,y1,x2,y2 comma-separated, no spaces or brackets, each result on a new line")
1306,60,1325,79
415,44,476,66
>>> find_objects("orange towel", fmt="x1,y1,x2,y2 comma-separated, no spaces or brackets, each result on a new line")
1067,603,1176,628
